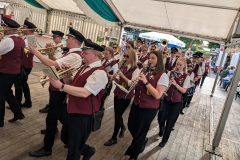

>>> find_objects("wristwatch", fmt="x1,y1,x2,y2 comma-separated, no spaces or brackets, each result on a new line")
145,81,150,85
59,84,65,92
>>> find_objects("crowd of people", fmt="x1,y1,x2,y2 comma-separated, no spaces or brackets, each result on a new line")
0,17,213,160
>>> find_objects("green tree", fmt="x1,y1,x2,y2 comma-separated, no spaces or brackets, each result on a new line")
208,42,220,49
176,37,203,49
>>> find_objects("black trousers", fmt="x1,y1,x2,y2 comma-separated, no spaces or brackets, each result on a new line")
158,100,182,143
200,72,208,87
112,96,131,140
43,91,67,151
14,68,32,106
186,82,197,105
125,103,158,159
182,93,188,110
0,73,24,122
61,113,92,160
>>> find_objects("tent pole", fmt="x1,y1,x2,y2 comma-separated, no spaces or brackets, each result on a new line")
210,44,227,96
45,9,51,34
206,52,240,156
118,26,123,46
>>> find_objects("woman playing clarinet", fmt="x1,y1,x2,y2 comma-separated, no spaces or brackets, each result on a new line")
104,48,139,146
158,57,190,147
125,51,169,160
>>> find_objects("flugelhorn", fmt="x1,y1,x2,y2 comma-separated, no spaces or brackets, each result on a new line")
39,61,81,87
25,44,63,56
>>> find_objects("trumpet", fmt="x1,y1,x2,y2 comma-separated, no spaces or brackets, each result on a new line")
0,28,43,35
25,44,63,56
39,61,81,87
115,63,151,99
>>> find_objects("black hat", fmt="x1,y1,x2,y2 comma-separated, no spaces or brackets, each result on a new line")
66,27,85,42
171,47,178,53
24,20,37,29
192,52,200,58
195,51,203,58
52,31,64,38
137,38,143,44
1,17,20,28
82,39,104,52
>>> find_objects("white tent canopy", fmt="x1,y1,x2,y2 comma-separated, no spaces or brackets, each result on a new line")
139,32,185,47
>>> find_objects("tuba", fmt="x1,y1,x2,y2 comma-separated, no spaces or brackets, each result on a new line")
161,39,168,47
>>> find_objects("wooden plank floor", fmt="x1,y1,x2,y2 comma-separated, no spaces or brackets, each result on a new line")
1,62,240,160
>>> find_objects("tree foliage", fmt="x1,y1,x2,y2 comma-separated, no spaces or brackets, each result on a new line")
208,42,220,49
176,37,203,49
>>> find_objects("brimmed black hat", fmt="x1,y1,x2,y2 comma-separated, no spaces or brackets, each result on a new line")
171,47,178,53
23,20,37,29
52,31,64,38
82,39,104,52
1,17,20,28
137,38,143,44
66,27,85,42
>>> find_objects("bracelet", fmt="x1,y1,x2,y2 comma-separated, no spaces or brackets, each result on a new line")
175,84,177,87
145,81,150,85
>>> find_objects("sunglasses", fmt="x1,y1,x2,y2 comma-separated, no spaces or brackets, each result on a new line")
171,51,176,54
123,55,129,58
176,56,180,58
151,49,155,51
126,46,130,49
142,50,148,52
113,47,117,49
187,65,192,67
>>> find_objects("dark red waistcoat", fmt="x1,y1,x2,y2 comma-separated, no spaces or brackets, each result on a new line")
134,70,165,108
114,65,137,99
192,63,200,77
102,60,117,75
67,65,107,115
139,53,150,63
0,36,26,74
205,61,210,72
165,71,188,103
23,53,34,68
50,50,82,92
165,57,176,71
114,52,120,63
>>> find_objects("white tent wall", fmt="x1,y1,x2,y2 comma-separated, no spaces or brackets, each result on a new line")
48,10,121,46
5,4,47,32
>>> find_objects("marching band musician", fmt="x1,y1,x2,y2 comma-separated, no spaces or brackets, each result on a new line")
196,56,205,87
136,38,143,54
102,47,118,97
50,39,108,160
0,17,25,127
200,55,211,88
125,51,169,160
185,52,202,107
39,30,65,113
137,44,150,68
164,47,178,73
28,27,83,157
119,41,139,63
104,48,140,146
158,57,190,147
112,43,121,63
180,58,194,114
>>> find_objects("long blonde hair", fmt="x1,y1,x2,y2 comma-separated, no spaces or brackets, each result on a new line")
125,48,137,68
173,57,188,74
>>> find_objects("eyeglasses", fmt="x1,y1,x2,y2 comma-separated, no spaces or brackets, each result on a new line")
126,46,130,49
187,65,192,67
113,47,117,49
123,55,129,58
176,56,180,58
151,49,155,51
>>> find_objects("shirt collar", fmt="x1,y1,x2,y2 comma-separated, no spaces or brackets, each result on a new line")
178,71,184,75
69,48,81,52
57,42,63,45
6,34,19,38
127,64,132,70
88,60,102,68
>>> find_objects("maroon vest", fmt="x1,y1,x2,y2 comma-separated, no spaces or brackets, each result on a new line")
114,52,120,63
165,71,188,103
67,65,107,115
165,57,175,71
102,60,117,75
50,50,82,92
205,61,210,72
23,53,34,68
0,36,26,74
114,65,137,99
134,70,165,108
192,63,199,77
139,53,150,63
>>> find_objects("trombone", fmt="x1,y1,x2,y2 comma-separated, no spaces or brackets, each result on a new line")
25,44,63,56
0,28,43,35
39,61,81,87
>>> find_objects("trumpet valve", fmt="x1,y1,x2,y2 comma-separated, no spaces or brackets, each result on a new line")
65,70,73,77
40,75,47,79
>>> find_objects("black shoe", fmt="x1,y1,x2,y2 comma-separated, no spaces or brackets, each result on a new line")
82,147,96,160
140,137,148,153
119,127,126,138
159,141,166,147
128,158,136,160
6,106,11,109
41,128,59,135
39,104,50,113
64,145,68,148
0,121,3,127
186,104,190,107
159,131,163,137
180,110,184,114
8,115,25,122
29,148,52,157
172,127,175,131
104,138,117,146
22,102,32,108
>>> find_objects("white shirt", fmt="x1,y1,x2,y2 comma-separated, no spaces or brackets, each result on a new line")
164,57,176,66
0,34,19,56
192,62,202,75
189,72,195,86
55,42,64,58
77,60,108,96
201,61,205,73
114,51,121,61
163,57,166,65
102,59,118,74
167,71,190,88
157,72,169,87
56,48,82,69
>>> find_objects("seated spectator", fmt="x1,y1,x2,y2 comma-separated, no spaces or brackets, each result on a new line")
221,78,232,91
220,66,230,78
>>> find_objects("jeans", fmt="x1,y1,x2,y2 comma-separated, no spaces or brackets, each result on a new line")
222,80,231,89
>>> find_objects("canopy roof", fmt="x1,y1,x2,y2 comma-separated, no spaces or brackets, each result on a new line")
139,32,186,47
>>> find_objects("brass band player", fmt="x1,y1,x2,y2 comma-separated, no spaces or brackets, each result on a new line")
28,27,83,157
0,17,25,127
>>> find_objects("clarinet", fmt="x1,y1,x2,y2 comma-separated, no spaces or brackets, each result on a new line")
106,60,126,89
122,63,151,99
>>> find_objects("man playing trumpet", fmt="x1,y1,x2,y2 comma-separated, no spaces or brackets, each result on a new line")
28,27,83,157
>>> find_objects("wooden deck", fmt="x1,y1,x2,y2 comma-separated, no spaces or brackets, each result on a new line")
1,62,240,160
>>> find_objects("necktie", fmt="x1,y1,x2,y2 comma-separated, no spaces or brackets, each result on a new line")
169,58,172,66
